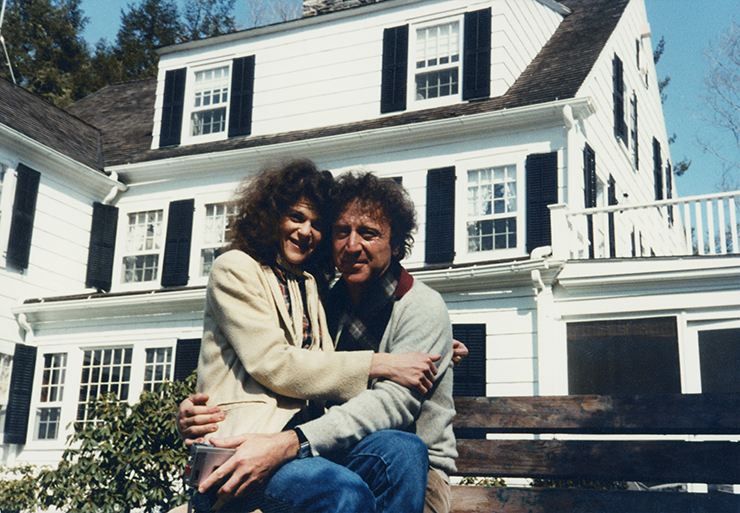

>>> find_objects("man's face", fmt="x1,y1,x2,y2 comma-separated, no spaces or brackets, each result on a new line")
332,200,398,289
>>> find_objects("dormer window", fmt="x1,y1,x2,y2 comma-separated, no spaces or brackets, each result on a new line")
190,65,230,137
414,20,460,101
159,56,255,148
381,7,491,114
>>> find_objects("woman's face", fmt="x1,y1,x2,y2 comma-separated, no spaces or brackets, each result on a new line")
279,197,323,266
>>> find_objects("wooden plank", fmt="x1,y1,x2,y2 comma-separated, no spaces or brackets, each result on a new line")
455,439,740,484
453,395,740,434
450,485,740,513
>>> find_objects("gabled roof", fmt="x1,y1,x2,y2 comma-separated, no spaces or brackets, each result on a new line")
0,77,103,171
66,78,156,168
83,0,629,167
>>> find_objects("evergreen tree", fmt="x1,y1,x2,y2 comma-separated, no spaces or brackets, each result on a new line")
0,0,91,107
183,0,237,41
114,0,182,81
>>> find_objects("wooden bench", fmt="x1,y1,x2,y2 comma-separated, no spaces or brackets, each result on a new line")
450,394,740,512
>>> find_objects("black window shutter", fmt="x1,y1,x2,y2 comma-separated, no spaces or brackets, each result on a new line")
463,8,491,101
160,68,186,148
608,175,617,258
174,339,201,382
452,324,486,397
161,199,194,288
85,202,118,291
380,25,408,114
613,55,627,143
584,144,596,259
4,344,37,445
228,55,256,138
653,137,663,200
426,167,455,264
7,164,40,270
526,152,558,254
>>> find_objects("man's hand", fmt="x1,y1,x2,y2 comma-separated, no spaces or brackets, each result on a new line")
176,393,225,446
452,339,469,368
200,430,300,498
371,352,440,394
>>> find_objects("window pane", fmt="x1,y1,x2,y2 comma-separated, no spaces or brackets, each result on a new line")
144,348,173,393
467,166,518,252
414,21,460,101
77,348,133,423
191,66,230,137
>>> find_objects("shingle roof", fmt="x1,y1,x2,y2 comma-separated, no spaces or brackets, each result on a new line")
79,0,629,167
0,77,103,171
66,78,156,168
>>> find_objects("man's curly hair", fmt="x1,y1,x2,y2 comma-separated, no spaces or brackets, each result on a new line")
228,158,336,285
334,171,417,262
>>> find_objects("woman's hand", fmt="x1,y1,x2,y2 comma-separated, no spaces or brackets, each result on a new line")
370,352,440,394
176,393,225,446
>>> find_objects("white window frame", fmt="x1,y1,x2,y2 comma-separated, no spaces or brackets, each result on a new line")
187,192,239,286
34,353,67,441
456,157,526,263
143,347,174,393
114,203,168,290
198,201,237,278
76,346,134,425
409,14,464,109
0,162,18,269
181,60,234,146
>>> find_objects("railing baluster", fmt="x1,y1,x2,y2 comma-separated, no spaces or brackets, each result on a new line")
683,202,692,253
718,199,727,254
696,202,704,255
707,200,716,255
730,198,738,254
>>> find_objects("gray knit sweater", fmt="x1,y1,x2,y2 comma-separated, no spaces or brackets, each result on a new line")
298,279,458,475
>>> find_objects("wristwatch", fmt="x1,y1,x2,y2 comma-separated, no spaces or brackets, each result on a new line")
294,427,312,459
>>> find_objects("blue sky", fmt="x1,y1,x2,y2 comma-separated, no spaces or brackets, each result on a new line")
80,0,738,197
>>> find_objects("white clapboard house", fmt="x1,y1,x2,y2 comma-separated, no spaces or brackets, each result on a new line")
1,0,739,466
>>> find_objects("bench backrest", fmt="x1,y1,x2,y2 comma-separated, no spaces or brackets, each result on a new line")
450,394,740,513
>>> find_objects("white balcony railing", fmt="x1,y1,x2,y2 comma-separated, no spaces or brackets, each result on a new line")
550,191,740,261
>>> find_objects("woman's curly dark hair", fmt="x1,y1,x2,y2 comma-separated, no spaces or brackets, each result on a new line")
334,171,417,262
228,158,336,286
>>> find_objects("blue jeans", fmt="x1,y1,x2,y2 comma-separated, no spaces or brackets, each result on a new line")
212,430,428,513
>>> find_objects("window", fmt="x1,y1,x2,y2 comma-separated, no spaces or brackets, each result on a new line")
123,209,164,283
567,317,680,395
77,348,132,423
36,353,67,440
201,202,236,276
143,348,173,392
381,8,490,114
467,166,517,252
191,66,230,137
160,56,255,148
414,21,460,100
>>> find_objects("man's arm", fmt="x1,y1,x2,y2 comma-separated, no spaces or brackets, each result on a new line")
298,284,453,455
